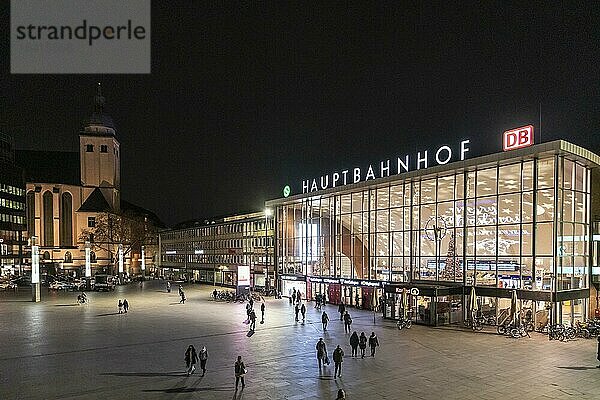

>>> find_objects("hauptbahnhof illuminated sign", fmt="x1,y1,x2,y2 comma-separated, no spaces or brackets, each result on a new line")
302,140,471,193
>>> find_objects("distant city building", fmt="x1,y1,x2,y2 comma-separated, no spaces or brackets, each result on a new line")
159,211,274,289
0,133,26,275
16,84,163,278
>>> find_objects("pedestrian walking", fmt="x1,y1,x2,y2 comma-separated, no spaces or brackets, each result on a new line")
322,292,327,305
359,332,367,358
118,299,123,314
199,346,208,376
301,303,306,323
316,338,327,371
296,290,301,304
179,290,186,304
295,303,300,322
246,303,252,320
343,311,352,333
289,295,293,305
292,288,297,304
260,302,265,323
123,298,129,313
178,285,183,296
368,331,379,357
336,389,346,399
213,289,218,300
332,345,344,378
185,345,199,375
338,302,346,320
322,311,330,331
355,293,360,309
234,355,246,390
166,281,171,293
249,298,254,309
249,309,257,331
349,331,359,357
315,293,321,309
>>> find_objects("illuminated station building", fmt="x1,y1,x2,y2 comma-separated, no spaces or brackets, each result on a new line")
267,133,600,327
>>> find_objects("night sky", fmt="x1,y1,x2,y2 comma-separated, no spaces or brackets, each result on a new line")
1,3,599,226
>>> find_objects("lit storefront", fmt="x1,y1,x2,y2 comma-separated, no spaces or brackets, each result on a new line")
267,139,600,326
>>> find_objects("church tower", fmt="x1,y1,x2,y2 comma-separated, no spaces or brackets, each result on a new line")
79,83,120,210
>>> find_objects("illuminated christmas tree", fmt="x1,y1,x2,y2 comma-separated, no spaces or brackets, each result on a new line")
440,234,461,281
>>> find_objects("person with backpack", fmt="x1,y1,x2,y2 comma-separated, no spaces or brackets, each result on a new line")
368,331,380,357
301,303,306,323
359,332,367,358
118,299,123,314
332,345,344,378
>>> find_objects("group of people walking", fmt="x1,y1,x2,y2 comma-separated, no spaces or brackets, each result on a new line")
184,344,208,376
245,298,265,331
315,331,379,377
117,298,129,313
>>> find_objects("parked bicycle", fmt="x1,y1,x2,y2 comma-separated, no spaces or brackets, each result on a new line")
397,316,412,330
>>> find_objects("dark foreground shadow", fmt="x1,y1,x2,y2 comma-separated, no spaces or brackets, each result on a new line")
96,312,121,317
102,371,186,377
55,304,79,307
142,386,231,393
246,330,255,337
557,366,598,370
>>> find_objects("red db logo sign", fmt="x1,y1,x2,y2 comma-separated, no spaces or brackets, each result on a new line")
503,125,534,151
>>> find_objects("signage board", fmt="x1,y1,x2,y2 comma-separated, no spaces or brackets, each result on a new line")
410,288,420,296
503,125,534,151
237,265,251,286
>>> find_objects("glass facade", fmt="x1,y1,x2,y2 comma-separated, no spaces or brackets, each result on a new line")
270,143,600,325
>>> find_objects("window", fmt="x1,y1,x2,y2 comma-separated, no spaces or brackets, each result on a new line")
100,145,108,153
86,144,94,152
88,216,96,228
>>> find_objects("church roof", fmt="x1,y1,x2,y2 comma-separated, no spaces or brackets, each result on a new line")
15,150,80,186
80,83,116,135
121,199,167,229
78,188,112,212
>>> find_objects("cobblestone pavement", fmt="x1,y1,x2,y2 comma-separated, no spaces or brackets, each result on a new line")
1,281,599,400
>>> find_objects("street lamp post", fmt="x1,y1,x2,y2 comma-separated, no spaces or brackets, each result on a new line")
118,243,124,283
264,208,273,293
141,245,146,279
31,236,40,302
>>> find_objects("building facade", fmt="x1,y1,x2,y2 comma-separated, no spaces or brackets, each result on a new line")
159,211,274,289
0,133,26,275
267,140,600,327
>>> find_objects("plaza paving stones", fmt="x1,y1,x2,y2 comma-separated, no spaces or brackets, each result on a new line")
1,281,600,399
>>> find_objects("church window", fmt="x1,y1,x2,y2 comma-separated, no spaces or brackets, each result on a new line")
60,192,73,247
88,216,96,228
43,191,54,246
100,145,108,153
86,144,94,152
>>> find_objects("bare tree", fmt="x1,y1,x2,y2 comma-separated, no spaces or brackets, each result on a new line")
79,211,158,269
